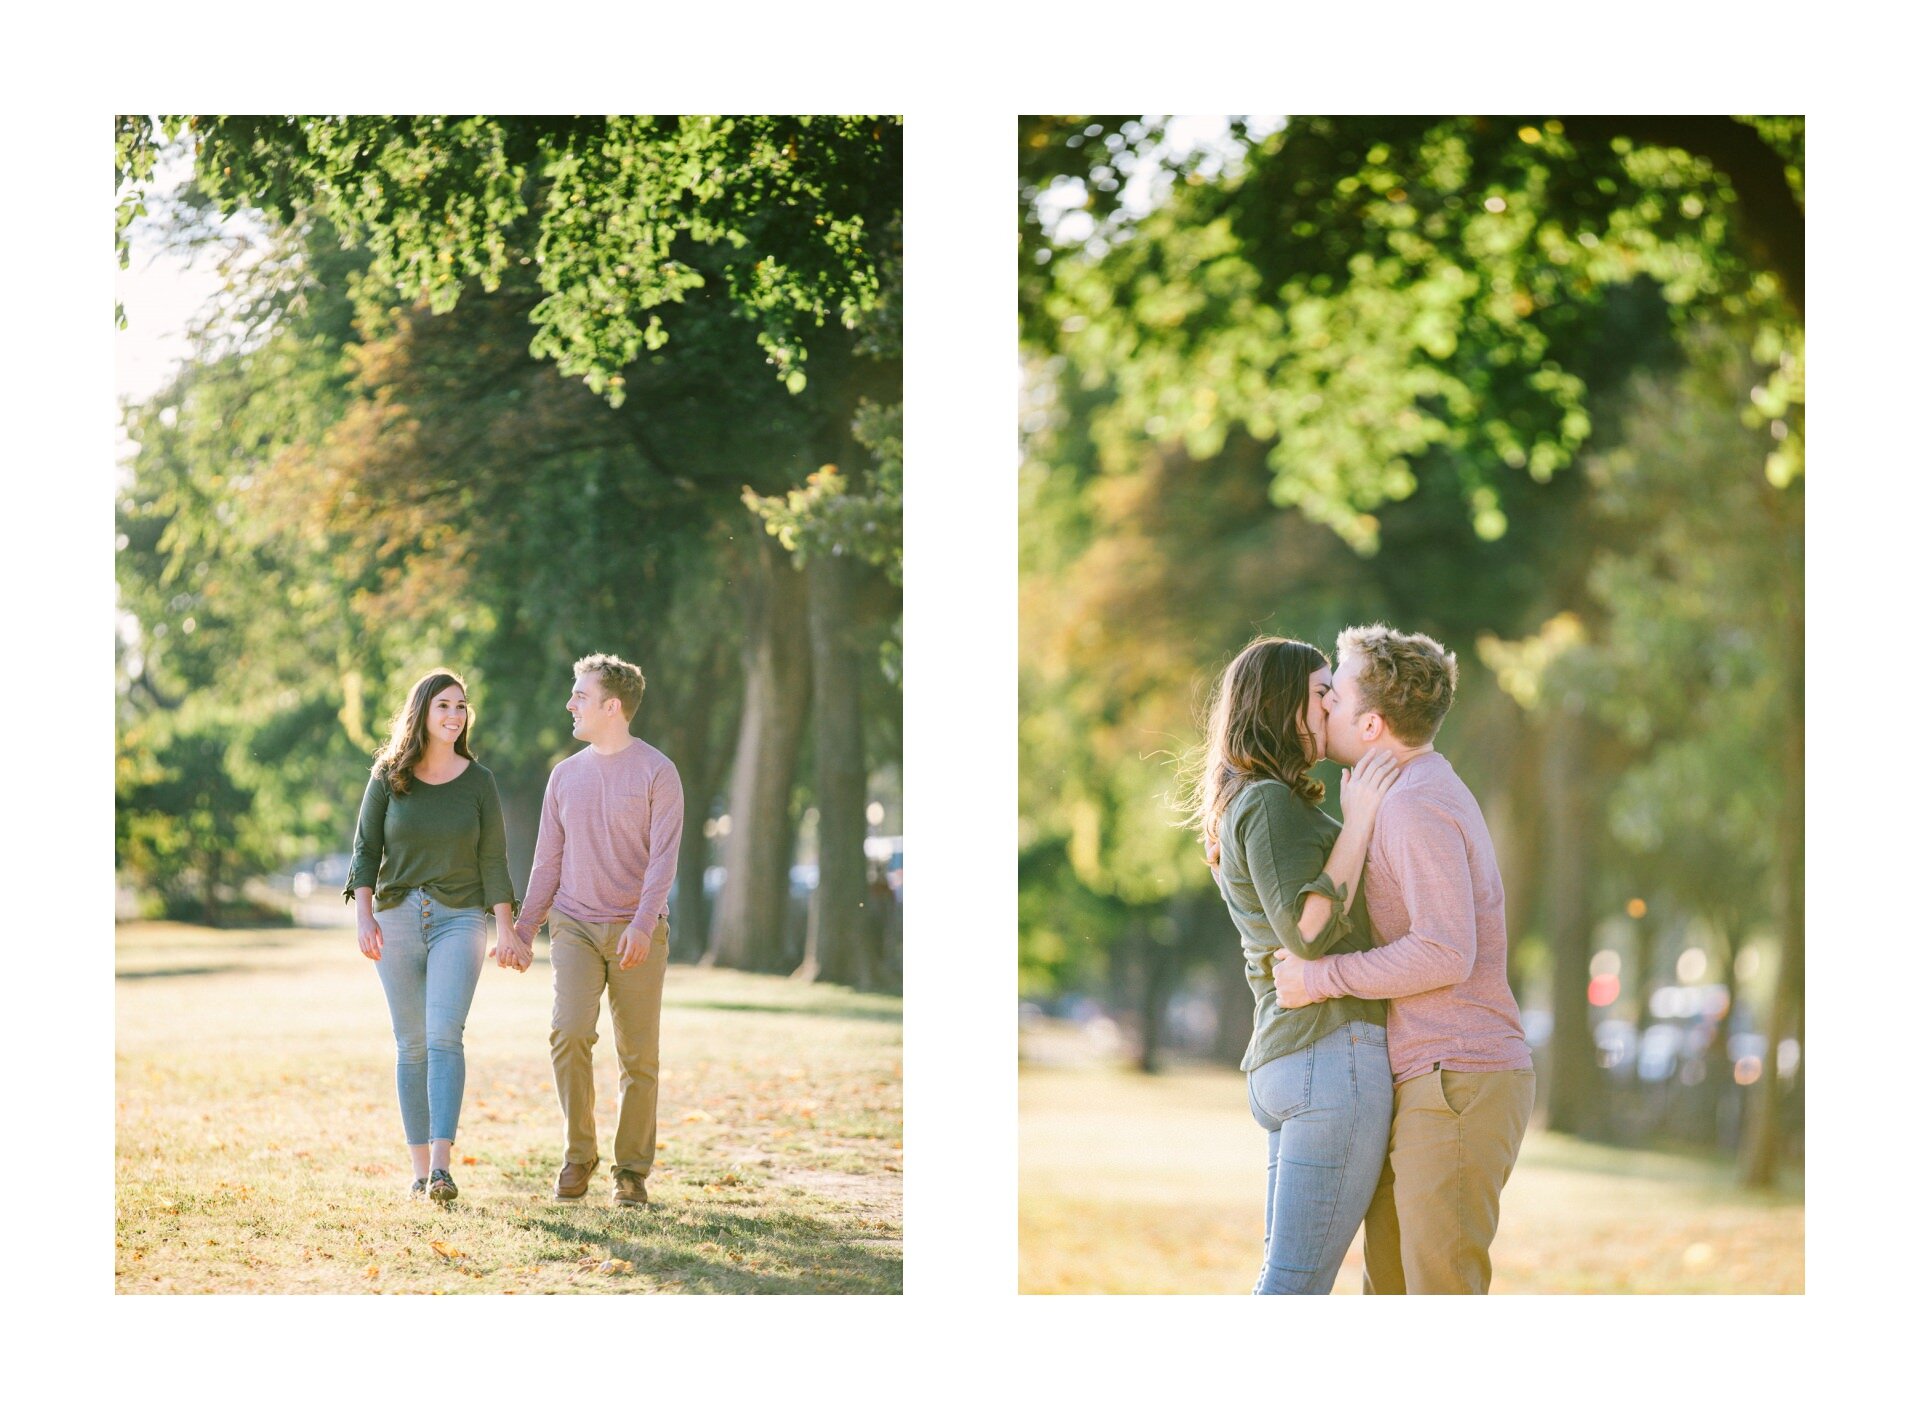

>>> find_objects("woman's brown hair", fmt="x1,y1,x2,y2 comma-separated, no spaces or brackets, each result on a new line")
371,670,473,796
1182,637,1327,861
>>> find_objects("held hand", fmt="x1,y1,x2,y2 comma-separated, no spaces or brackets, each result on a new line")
357,916,383,962
1272,955,1314,1009
1339,747,1402,835
616,920,653,971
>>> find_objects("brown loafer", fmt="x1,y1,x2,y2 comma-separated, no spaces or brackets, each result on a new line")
612,1170,648,1207
553,1157,599,1201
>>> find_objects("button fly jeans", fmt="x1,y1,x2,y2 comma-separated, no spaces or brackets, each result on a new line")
1246,1019,1393,1294
373,889,487,1144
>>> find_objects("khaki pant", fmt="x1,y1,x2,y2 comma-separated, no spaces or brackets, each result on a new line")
549,911,669,1178
1362,1066,1534,1295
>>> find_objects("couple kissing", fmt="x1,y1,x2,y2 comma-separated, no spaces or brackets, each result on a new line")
1191,624,1533,1295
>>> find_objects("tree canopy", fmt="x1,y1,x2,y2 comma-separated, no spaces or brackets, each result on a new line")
117,115,903,990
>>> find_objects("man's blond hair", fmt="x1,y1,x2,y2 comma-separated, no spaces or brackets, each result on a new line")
574,652,647,722
1335,624,1457,745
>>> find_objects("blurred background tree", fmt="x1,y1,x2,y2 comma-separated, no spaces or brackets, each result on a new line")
1018,115,1801,1184
115,115,903,991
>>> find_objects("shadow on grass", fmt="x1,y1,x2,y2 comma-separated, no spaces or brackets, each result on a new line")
667,999,901,1025
518,1206,901,1294
1520,1131,1803,1203
116,964,256,982
116,930,314,957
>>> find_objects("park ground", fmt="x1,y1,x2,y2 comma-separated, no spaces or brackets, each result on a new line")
1021,1063,1803,1294
116,922,902,1294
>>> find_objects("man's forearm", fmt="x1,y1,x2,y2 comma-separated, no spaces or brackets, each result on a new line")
517,856,562,937
631,870,675,934
1302,931,1475,1002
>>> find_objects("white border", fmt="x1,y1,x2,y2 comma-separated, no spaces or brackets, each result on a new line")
3,2,1905,1399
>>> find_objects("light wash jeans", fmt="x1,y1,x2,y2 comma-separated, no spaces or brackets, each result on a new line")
1246,1019,1393,1294
372,889,487,1144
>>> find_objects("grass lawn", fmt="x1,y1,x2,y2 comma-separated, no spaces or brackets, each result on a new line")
1020,1063,1802,1294
116,922,902,1294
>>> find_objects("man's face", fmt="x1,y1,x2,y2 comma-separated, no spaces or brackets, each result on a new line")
567,672,619,737
1320,656,1377,766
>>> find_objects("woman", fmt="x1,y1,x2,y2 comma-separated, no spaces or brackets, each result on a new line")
1186,636,1400,1294
345,670,519,1203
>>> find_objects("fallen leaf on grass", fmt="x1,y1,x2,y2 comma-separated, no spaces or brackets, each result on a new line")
461,1156,478,1166
680,1110,715,1124
597,1259,634,1275
429,1241,465,1261
364,1264,380,1279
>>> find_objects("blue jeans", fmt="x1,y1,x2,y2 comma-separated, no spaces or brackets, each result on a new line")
372,890,487,1145
1246,1020,1393,1294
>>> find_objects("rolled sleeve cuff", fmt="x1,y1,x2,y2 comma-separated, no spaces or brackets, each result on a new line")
1293,870,1352,946
1303,956,1346,1003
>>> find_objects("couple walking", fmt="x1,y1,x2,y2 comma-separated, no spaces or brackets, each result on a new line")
344,653,684,1207
1193,624,1533,1295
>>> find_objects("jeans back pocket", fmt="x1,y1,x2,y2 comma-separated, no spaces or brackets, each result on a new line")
1247,1044,1315,1128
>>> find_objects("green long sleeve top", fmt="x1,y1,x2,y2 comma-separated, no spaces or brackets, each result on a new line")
1213,778,1388,1073
342,761,518,912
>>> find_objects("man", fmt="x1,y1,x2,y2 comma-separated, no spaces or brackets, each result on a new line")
504,653,685,1207
1272,624,1533,1294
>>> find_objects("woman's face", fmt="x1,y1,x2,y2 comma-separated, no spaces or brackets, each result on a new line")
1300,665,1332,763
426,685,469,746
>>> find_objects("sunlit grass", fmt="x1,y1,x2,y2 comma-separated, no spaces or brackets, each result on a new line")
1019,1063,1801,1294
116,922,901,1294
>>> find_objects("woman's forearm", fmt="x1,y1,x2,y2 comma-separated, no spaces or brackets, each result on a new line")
354,886,375,919
1298,820,1370,943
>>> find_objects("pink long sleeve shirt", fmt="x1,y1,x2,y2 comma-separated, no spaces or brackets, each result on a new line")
516,738,685,938
1298,752,1531,1085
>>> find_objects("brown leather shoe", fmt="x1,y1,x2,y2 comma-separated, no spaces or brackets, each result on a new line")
553,1157,598,1201
612,1170,648,1207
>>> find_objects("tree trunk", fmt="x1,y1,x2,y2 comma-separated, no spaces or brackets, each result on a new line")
666,640,728,964
707,533,811,972
1136,912,1177,1074
1542,704,1598,1135
1742,650,1805,1187
201,847,222,926
1488,701,1543,996
795,550,870,987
